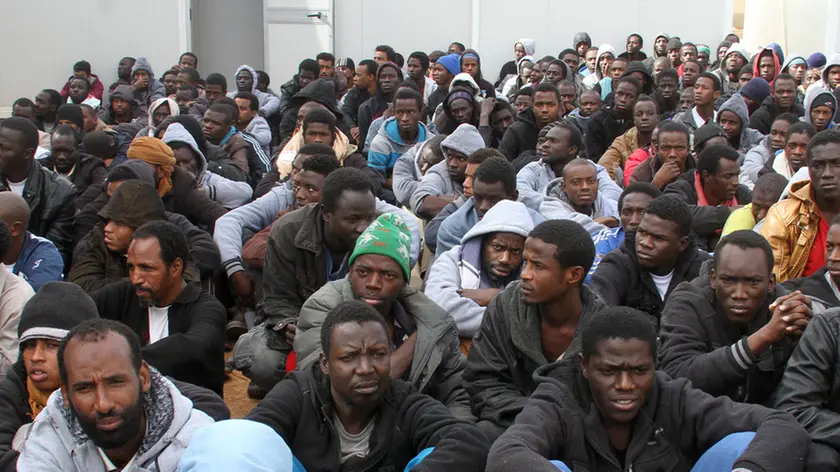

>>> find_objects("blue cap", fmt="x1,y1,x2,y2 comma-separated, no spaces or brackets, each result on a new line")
437,54,461,76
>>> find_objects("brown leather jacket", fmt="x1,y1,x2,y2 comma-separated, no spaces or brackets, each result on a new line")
597,126,639,180
760,181,820,282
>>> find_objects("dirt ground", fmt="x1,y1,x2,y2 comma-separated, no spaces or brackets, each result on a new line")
223,352,260,418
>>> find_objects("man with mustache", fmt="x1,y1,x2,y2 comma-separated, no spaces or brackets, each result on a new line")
659,230,811,407
89,221,227,395
293,213,470,418
17,318,224,471
248,300,488,471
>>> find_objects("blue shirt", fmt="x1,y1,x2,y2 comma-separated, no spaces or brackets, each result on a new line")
586,227,625,284
11,232,64,291
324,246,349,281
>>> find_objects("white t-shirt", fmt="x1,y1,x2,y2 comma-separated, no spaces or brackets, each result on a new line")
333,414,374,464
147,306,171,343
6,180,26,197
650,271,674,301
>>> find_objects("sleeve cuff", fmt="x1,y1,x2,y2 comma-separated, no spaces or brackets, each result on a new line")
223,258,245,278
729,337,758,371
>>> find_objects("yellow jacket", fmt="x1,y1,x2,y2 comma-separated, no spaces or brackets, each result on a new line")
598,126,639,181
721,204,756,236
760,181,820,282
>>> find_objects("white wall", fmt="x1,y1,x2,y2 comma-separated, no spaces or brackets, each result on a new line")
193,0,264,84
742,0,833,59
335,0,733,83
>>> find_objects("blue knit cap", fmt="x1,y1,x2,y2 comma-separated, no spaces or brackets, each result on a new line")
437,54,461,76
739,78,771,104
808,52,827,69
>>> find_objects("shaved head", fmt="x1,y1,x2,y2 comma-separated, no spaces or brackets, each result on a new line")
0,192,31,230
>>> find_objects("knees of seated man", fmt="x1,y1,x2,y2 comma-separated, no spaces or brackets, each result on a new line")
232,323,290,391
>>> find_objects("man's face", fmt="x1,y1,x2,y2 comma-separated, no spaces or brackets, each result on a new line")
320,320,390,410
132,70,150,88
462,162,479,198
519,237,572,305
431,63,452,87
202,110,230,142
544,63,565,84
117,59,134,78
633,100,657,133
473,179,511,219
613,82,638,115
693,77,719,107
235,98,257,125
772,79,797,110
444,148,469,184
609,60,627,81
658,77,678,100
406,57,425,80
303,122,333,145
826,224,840,285
582,338,654,426
758,55,776,82
809,142,840,202
151,103,172,128
82,106,98,132
598,55,614,78
703,157,740,202
585,49,598,72
462,58,480,77
236,70,253,92
827,65,840,90
62,333,150,451
785,132,810,173
680,46,697,63
482,232,525,282
448,98,473,125
298,70,316,89
718,110,742,141
515,43,527,60
12,104,36,122
318,59,334,78
200,85,222,105
22,338,61,392
173,146,199,178
128,237,177,307
162,73,178,96
655,37,669,54
562,53,580,72
711,245,774,324
293,169,326,208
514,94,533,115
35,92,55,118
635,214,687,272
0,127,32,174
490,107,514,139
558,84,576,114
811,106,834,131
543,127,575,164
530,62,545,84
562,164,598,211
103,220,135,253
658,130,688,165
337,66,354,84
579,92,600,117
395,98,423,135
751,188,779,224
739,71,753,87
667,48,681,66
354,65,374,89
175,72,191,88
180,55,197,69
324,190,376,252
718,46,729,62
174,90,195,114
69,79,88,103
626,36,641,54
111,98,131,116
349,254,404,316
788,62,806,83
679,89,694,110
769,119,792,151
378,67,399,95
619,192,654,233
51,134,79,174
697,52,709,70
533,91,560,127
682,62,700,87
652,60,667,77
576,43,588,58
373,51,388,64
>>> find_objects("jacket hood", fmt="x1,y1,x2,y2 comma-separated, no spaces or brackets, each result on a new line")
650,33,669,58
516,38,537,57
622,61,654,95
461,200,535,244
441,123,485,156
716,93,750,140
179,420,295,472
803,86,839,125
449,72,481,95
381,116,430,147
753,47,782,85
109,85,138,107
291,78,341,116
234,65,259,93
98,179,167,228
822,53,840,87
595,45,616,80
132,56,155,78
573,33,591,48
162,122,208,177
148,97,179,126
724,42,750,64
782,54,807,73
107,159,156,186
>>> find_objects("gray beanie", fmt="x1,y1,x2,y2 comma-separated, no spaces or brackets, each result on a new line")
18,282,99,344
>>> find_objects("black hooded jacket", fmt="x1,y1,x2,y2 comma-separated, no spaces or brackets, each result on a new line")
357,62,404,148
748,96,805,135
278,78,349,142
585,107,634,162
498,108,539,161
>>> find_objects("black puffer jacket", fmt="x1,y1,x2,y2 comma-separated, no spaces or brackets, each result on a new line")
0,160,76,265
487,359,810,472
42,154,108,210
590,232,710,324
245,363,489,472
659,260,796,406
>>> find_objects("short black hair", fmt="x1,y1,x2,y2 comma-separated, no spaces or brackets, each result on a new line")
581,306,657,360
161,69,179,79
177,84,199,99
773,73,797,88
169,115,207,152
321,167,375,212
207,103,236,125
558,48,578,59
528,220,595,275
393,87,423,110
394,53,405,68
41,89,62,107
52,123,80,145
298,143,336,158
73,60,92,75
0,117,39,151
468,148,504,165
179,52,198,67
12,97,36,113
474,156,516,195
538,55,557,64
316,52,336,65
714,230,774,273
234,91,260,111
682,59,702,70
657,120,690,146
682,42,697,51
697,72,722,91
628,33,644,45
70,75,91,92
555,121,584,151
299,59,319,76
301,152,340,176
132,220,191,269
644,196,693,237
635,94,659,113
807,129,840,165
58,319,142,386
450,42,466,52
773,112,800,126
616,76,642,95
618,182,661,212
256,70,270,87
358,59,378,76
179,67,201,84
698,144,740,181
786,122,817,143
408,51,430,71
303,107,337,135
375,45,397,62
0,220,11,261
515,87,535,99
321,300,389,357
534,82,561,104
656,68,679,83
205,73,228,92
753,172,788,200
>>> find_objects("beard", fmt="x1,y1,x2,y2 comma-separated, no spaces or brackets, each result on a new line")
71,387,145,451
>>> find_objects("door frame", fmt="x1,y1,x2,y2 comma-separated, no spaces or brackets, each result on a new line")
263,0,335,79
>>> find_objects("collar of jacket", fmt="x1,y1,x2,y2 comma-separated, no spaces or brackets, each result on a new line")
167,282,202,306
294,204,327,254
0,159,43,202
623,231,702,284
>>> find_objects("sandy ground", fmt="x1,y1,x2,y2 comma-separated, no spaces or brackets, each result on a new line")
223,351,260,418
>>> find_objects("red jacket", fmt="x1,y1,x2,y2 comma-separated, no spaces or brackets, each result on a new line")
59,75,104,100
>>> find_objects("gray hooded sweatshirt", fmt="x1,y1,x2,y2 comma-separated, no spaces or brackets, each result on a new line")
803,85,838,130
539,176,619,235
128,57,166,114
715,93,764,154
227,65,281,117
